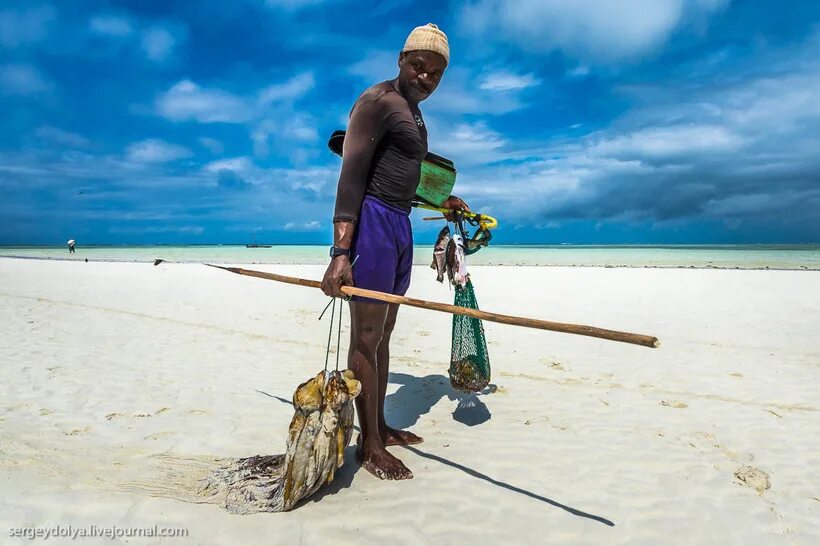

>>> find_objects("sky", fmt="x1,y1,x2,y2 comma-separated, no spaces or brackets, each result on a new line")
1,0,819,245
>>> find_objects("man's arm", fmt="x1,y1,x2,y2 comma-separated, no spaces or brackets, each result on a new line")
332,96,385,226
322,96,384,297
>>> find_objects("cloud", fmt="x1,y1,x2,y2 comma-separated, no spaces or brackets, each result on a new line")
0,63,50,95
425,67,529,116
0,147,210,197
703,192,810,217
251,120,277,157
198,137,224,154
479,71,541,92
202,157,264,188
90,15,185,63
216,169,251,189
284,116,319,141
567,65,590,78
454,55,820,234
458,0,730,63
348,50,398,81
156,80,254,123
35,126,90,148
156,72,314,124
258,72,315,105
0,4,55,48
203,156,255,175
590,125,743,159
125,139,192,163
252,115,318,157
284,166,338,200
89,15,133,37
283,220,322,231
199,157,337,201
141,26,176,62
435,122,506,165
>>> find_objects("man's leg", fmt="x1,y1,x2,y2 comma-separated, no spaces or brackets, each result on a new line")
349,300,413,480
377,303,423,446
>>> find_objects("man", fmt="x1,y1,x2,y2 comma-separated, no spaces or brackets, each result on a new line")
321,23,469,480
67,239,76,253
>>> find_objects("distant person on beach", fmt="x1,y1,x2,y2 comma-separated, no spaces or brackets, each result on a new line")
322,23,469,480
67,239,76,253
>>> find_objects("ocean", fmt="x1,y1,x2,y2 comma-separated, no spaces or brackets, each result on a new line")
1,245,818,270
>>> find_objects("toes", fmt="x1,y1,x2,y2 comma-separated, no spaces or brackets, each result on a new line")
394,468,413,480
383,429,424,446
360,458,413,480
389,463,413,480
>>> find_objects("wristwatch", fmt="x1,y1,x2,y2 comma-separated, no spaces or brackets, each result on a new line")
329,245,351,258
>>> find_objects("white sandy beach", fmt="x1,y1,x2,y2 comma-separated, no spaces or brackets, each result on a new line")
0,257,818,545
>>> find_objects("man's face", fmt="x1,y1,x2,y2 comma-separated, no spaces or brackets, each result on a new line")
397,50,447,103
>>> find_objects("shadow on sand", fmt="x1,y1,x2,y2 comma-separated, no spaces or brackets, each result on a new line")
258,373,614,526
386,372,493,428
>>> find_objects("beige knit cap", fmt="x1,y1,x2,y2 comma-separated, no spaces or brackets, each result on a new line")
402,23,449,65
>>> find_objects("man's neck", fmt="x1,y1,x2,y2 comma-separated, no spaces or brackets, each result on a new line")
390,78,418,107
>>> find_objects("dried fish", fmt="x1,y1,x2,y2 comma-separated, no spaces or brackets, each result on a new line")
445,233,469,288
198,369,361,513
430,226,451,283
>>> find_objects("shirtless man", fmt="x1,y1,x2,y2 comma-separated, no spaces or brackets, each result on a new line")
321,23,469,480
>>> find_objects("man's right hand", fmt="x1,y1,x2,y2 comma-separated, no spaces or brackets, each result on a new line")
321,255,354,297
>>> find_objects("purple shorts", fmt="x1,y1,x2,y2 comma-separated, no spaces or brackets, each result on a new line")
350,195,413,304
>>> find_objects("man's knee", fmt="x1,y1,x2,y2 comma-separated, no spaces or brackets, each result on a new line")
353,320,385,350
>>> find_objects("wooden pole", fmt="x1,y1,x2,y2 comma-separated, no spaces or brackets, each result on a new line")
205,264,660,349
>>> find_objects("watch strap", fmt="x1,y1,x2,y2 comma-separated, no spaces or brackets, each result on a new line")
329,245,351,258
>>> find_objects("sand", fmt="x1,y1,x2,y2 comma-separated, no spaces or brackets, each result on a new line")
0,258,818,545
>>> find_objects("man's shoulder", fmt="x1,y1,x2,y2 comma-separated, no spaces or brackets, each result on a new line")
355,81,400,108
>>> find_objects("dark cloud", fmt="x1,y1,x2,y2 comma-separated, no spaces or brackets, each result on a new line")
216,168,251,189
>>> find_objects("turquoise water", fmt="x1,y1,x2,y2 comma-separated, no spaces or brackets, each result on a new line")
1,245,818,269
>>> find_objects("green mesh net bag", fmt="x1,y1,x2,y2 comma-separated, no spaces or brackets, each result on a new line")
449,278,491,392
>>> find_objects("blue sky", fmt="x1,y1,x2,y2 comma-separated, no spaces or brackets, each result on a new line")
1,0,819,245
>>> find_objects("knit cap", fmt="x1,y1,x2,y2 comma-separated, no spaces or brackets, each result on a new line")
402,23,449,65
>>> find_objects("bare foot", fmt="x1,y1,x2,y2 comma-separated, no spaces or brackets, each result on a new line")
382,427,423,446
356,439,413,480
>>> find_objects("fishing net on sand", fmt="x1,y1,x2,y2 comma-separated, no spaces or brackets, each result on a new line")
449,278,491,392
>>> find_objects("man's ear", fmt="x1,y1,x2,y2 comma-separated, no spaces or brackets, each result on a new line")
397,51,406,68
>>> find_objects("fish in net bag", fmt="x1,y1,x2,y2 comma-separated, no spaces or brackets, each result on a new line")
433,228,491,392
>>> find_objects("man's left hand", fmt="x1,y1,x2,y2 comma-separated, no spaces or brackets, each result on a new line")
442,195,470,222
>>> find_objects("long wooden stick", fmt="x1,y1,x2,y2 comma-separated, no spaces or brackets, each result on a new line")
205,264,660,349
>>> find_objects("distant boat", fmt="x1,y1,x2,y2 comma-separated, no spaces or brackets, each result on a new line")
246,231,271,248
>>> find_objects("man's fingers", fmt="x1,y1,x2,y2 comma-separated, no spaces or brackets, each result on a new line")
333,277,346,298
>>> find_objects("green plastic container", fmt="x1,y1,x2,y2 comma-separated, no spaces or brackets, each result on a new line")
418,152,456,207
328,130,456,207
